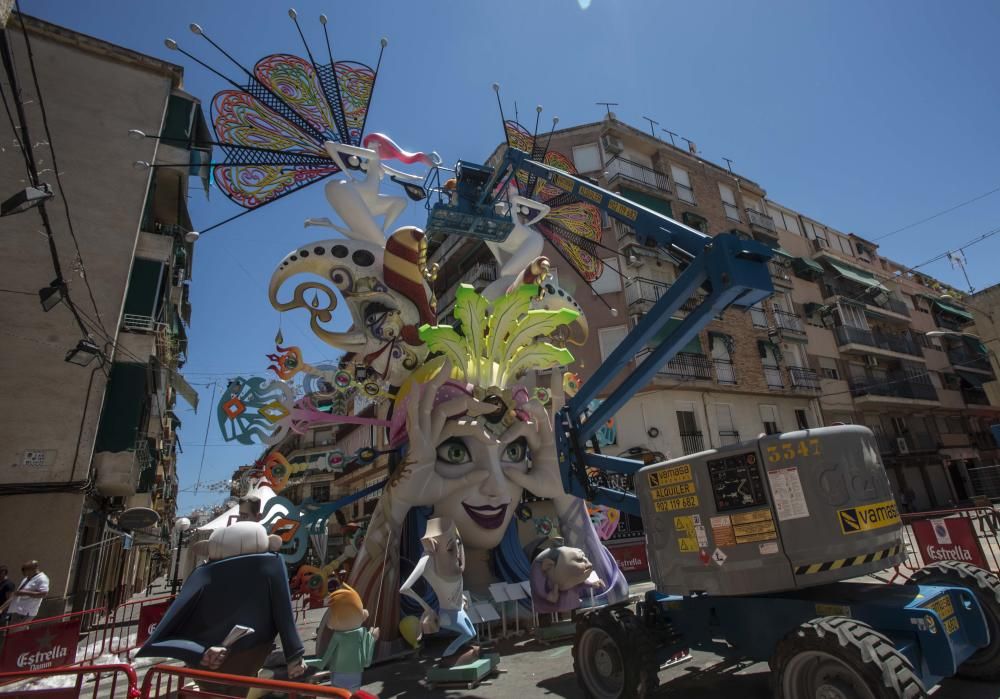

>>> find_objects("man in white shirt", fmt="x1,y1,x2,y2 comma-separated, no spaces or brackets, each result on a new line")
8,561,49,624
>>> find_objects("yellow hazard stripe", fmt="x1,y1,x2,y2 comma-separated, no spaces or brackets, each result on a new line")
794,544,901,576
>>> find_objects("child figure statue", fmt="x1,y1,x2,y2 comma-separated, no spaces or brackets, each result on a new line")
400,517,478,665
319,584,380,692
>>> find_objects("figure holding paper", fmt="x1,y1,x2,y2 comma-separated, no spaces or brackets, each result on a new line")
137,522,305,694
400,517,479,665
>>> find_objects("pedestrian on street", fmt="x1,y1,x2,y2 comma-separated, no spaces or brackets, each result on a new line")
0,566,14,625
7,561,49,625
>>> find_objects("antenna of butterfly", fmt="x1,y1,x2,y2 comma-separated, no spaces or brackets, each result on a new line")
541,116,560,159
532,105,543,147
163,36,245,96
127,130,324,161
288,8,319,67
493,83,512,149
358,37,388,141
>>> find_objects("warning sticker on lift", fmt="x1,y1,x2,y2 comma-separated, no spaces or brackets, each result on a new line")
837,500,900,535
711,515,737,547
768,467,811,521
674,515,699,553
731,509,778,544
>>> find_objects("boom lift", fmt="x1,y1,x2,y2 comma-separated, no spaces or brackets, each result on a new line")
424,148,1000,698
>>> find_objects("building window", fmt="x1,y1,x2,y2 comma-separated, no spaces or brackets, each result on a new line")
759,404,780,435
818,356,840,380
591,258,623,295
715,403,740,445
311,484,330,502
837,303,870,330
710,333,737,384
676,402,704,453
890,416,908,435
795,409,809,430
671,165,695,204
598,325,629,362
572,143,602,173
719,184,740,221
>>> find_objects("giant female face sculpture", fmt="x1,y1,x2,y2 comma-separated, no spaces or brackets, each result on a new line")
269,226,436,388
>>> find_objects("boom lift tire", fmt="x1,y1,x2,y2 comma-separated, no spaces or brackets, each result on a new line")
910,560,1000,680
573,606,660,699
771,616,927,699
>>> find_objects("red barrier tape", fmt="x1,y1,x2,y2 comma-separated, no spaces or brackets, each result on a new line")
0,662,139,698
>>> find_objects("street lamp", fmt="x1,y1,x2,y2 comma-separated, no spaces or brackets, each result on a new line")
171,517,191,595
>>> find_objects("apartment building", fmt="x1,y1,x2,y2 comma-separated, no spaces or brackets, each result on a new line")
762,201,1000,510
0,15,205,613
429,114,998,521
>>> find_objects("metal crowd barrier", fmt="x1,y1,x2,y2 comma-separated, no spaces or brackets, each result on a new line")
0,662,139,698
141,664,376,698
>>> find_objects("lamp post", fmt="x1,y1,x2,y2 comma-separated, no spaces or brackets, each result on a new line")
171,517,191,595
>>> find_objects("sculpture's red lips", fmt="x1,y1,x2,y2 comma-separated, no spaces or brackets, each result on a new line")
462,503,508,530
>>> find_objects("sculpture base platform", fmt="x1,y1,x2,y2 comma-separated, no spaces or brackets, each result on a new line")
426,653,500,689
534,620,576,644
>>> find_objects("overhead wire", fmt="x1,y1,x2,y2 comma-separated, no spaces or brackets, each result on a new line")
874,184,1000,241
14,4,110,337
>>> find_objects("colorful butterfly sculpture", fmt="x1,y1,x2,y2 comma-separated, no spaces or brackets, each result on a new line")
504,120,604,282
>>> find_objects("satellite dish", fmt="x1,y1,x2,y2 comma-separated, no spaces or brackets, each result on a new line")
118,507,160,531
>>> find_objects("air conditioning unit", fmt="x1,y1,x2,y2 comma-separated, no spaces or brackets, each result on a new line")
896,437,910,455
602,134,624,155
812,238,830,251
864,355,879,367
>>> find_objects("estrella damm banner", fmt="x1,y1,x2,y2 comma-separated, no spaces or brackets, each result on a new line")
837,499,901,535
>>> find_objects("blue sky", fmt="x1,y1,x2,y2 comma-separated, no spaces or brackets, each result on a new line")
24,0,1000,513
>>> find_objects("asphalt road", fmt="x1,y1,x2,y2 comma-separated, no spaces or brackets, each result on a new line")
358,636,998,699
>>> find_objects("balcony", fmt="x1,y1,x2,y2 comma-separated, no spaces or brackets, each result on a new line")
774,309,805,335
973,432,998,450
713,358,737,384
963,388,991,406
876,432,937,456
746,208,776,233
834,325,923,358
948,348,994,374
788,366,820,391
718,430,741,446
763,363,784,389
123,314,164,333
750,306,768,329
822,281,911,320
605,156,671,193
848,374,938,403
769,261,793,287
625,277,671,308
680,431,705,454
657,352,712,381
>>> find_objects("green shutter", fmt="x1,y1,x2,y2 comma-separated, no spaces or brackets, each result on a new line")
123,260,164,318
161,94,196,144
620,188,672,218
95,363,150,453
650,317,703,354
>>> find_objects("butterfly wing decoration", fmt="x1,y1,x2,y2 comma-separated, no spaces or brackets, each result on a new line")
503,120,604,282
211,53,376,210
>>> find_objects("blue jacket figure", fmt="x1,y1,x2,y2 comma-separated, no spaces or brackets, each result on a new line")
137,522,305,694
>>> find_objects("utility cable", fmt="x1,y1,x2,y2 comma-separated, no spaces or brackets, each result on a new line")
15,4,109,337
874,184,1000,241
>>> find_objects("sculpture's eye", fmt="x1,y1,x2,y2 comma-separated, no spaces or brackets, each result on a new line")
502,437,528,463
437,439,471,465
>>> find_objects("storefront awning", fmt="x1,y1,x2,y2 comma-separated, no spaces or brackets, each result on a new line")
933,299,974,322
170,370,200,411
793,256,824,275
956,369,989,389
825,259,889,292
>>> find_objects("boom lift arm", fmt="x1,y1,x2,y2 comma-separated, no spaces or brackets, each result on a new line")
426,148,776,515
